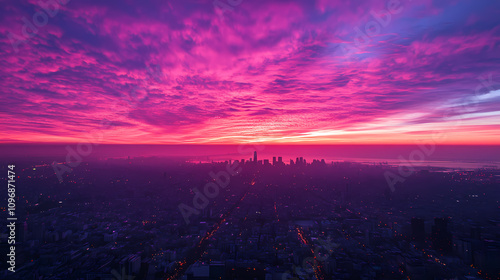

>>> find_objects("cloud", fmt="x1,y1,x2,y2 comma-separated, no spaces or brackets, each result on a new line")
0,0,499,144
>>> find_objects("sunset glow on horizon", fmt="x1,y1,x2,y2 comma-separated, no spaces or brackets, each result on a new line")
1,0,499,145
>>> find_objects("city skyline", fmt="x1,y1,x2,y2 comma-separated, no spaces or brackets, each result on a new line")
2,154,499,279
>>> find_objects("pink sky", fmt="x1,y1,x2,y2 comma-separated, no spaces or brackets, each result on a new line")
0,0,499,144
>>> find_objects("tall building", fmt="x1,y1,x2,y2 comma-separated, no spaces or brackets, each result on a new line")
273,157,276,165
471,225,482,240
278,157,282,164
432,218,452,252
15,221,27,243
33,222,45,242
121,254,141,276
254,151,257,163
411,218,425,243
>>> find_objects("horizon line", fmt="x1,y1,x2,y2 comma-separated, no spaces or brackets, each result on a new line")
1,142,500,146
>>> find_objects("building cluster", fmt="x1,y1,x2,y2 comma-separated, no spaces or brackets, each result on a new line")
1,155,499,279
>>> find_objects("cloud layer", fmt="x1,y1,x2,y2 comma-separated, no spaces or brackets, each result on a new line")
1,0,499,144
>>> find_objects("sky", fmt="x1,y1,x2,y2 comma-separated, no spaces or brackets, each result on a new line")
0,0,499,145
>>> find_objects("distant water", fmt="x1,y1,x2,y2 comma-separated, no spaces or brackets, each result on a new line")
0,144,499,170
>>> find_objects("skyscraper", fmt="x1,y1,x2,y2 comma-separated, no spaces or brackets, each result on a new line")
432,218,452,252
411,218,425,243
254,151,257,163
273,157,277,165
471,225,481,240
